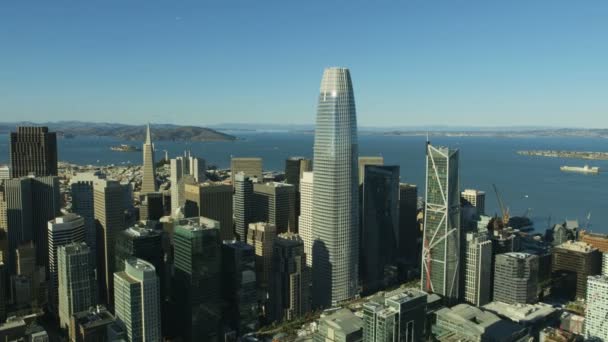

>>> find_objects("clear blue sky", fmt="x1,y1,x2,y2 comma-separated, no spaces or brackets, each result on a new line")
1,1,607,127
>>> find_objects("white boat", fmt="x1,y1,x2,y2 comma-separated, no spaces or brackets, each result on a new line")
560,165,600,174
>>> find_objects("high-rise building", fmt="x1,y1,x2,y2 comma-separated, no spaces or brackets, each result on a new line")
173,217,222,341
586,275,608,341
139,192,164,221
170,153,206,218
70,172,106,267
312,67,359,307
4,176,60,273
299,172,313,269
0,261,6,322
184,182,233,240
247,222,276,317
603,253,608,276
398,183,419,265
463,231,492,306
188,155,206,183
0,184,7,234
284,157,312,189
58,242,96,329
271,232,309,322
493,252,538,304
358,156,384,185
114,223,163,279
9,126,57,178
361,165,399,294
552,240,601,299
231,158,263,185
94,179,127,307
221,240,258,335
253,182,296,234
362,289,427,342
421,143,461,304
461,189,486,216
141,124,157,194
48,213,85,318
0,165,9,181
233,173,254,241
579,231,608,253
114,258,161,342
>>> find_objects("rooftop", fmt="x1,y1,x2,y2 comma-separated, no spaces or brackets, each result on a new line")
319,309,362,335
482,302,557,324
555,240,597,253
176,216,220,231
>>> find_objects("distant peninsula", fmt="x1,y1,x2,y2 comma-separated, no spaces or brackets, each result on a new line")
0,121,236,142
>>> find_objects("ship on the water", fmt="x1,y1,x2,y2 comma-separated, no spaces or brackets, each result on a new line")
110,144,141,152
560,165,600,174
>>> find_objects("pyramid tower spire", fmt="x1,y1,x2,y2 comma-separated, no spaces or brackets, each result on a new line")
145,123,152,144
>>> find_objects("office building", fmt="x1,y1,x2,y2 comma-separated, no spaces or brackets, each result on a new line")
188,155,206,183
461,189,486,216
70,172,105,266
247,222,276,317
233,173,254,241
299,172,313,269
10,126,57,178
580,231,608,253
585,275,608,341
494,252,538,304
114,258,161,342
314,309,363,342
4,176,60,273
58,242,96,329
114,222,163,280
398,183,419,265
170,152,206,218
271,232,309,322
48,214,85,318
312,67,360,307
173,217,222,341
0,261,5,322
231,157,263,185
362,289,427,342
284,157,312,189
421,143,461,304
0,185,6,234
253,182,296,234
603,253,608,276
361,165,399,294
552,240,601,299
94,179,127,306
358,156,383,185
0,166,9,181
70,305,120,342
221,240,258,335
139,192,163,221
464,231,492,306
141,124,157,194
184,182,233,240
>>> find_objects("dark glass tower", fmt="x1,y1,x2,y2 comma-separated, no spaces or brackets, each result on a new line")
312,67,359,307
10,126,57,178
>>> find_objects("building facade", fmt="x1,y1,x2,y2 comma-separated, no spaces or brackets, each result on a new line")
461,189,486,216
494,252,538,304
398,183,419,265
233,173,254,241
552,240,601,299
253,182,296,234
247,222,276,318
230,158,263,185
464,231,492,306
70,172,105,266
184,182,233,240
57,242,96,329
586,275,608,341
10,126,57,178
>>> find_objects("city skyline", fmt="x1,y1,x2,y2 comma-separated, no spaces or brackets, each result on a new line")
1,1,607,127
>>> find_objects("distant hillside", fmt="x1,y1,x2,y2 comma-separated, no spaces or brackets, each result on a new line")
0,121,236,142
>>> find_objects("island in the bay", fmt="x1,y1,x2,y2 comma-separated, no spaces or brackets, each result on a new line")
517,150,608,160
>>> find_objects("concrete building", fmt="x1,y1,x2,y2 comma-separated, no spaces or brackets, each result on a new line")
114,258,161,342
253,182,296,234
271,232,309,322
461,189,486,216
94,179,128,307
358,156,383,185
231,157,263,185
70,305,120,342
579,231,608,253
10,126,57,178
233,173,254,241
48,213,85,318
299,172,313,269
585,275,608,341
552,240,601,299
362,289,427,342
173,217,222,341
141,124,157,194
361,165,399,294
184,182,233,240
247,222,276,317
421,143,461,304
494,252,539,304
398,183,419,266
315,309,363,342
284,157,312,189
464,231,492,306
58,242,96,329
312,67,360,307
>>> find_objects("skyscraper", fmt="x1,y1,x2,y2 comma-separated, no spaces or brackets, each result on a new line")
585,275,608,341
184,182,233,240
57,242,96,329
312,67,359,307
141,124,157,194
48,214,85,318
233,173,254,241
114,258,161,342
253,182,296,234
0,165,9,181
114,223,163,285
361,165,399,294
493,252,538,304
552,240,601,299
9,126,57,178
461,189,486,216
463,231,492,306
398,183,419,265
421,143,461,304
173,217,222,341
247,222,276,318
358,156,384,185
284,157,312,189
170,152,206,218
231,157,263,185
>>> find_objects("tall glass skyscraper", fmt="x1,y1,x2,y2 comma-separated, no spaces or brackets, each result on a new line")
312,67,359,307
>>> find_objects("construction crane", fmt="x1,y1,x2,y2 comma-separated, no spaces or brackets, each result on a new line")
492,184,510,225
